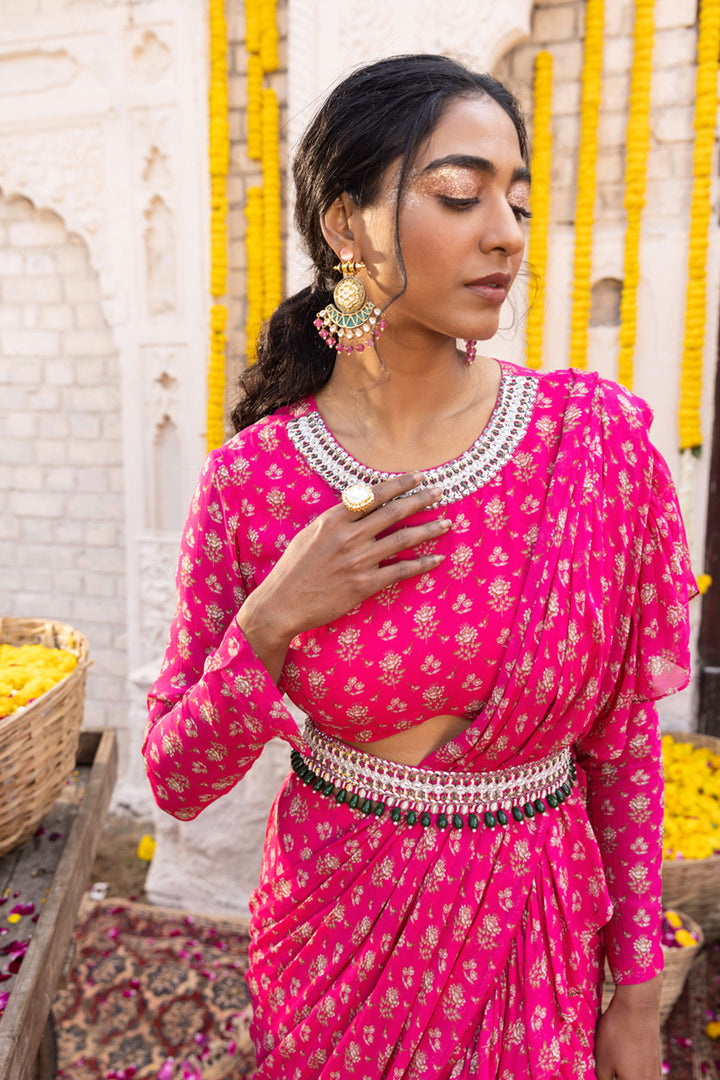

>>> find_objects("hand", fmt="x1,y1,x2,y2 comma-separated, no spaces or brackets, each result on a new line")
595,975,662,1080
238,472,452,679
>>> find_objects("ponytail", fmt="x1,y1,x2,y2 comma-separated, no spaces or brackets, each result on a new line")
231,279,335,431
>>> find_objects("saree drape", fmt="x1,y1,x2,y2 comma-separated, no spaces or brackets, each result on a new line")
144,365,696,1080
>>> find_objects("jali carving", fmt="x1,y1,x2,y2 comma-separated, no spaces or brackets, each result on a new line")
129,29,172,83
138,536,181,661
0,49,79,95
144,195,177,315
0,125,105,243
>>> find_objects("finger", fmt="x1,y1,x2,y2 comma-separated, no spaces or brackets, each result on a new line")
373,552,445,590
372,516,453,562
363,470,428,508
363,483,444,536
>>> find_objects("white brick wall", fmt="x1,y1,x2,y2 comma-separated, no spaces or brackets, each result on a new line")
0,193,127,733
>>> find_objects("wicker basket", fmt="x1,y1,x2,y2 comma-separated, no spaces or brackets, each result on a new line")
662,730,720,944
0,617,90,856
601,911,704,1024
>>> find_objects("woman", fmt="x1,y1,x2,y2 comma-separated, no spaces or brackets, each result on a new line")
144,55,697,1079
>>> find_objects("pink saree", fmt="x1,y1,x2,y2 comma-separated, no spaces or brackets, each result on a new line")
144,363,696,1079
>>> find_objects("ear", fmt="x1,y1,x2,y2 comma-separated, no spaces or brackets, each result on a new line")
320,193,357,258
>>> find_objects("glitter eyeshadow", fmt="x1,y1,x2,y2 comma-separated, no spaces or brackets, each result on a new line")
408,165,482,201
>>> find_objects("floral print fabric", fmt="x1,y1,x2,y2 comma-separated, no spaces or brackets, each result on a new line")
144,362,696,1079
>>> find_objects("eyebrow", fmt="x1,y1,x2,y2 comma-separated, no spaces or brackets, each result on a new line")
421,154,532,186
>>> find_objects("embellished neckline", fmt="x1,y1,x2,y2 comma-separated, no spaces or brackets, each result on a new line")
286,362,538,506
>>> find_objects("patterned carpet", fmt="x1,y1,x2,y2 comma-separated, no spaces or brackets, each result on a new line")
52,899,257,1079
52,898,720,1079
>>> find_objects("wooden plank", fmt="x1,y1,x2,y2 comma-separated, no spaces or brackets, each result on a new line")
0,729,117,1080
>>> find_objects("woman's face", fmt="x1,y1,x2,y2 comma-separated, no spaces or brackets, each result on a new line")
351,95,530,344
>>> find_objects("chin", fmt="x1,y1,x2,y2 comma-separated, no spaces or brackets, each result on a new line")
465,319,502,342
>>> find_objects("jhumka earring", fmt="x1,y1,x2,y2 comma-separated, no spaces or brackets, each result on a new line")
314,256,388,354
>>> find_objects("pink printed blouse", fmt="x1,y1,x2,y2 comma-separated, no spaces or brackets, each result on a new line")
144,361,697,985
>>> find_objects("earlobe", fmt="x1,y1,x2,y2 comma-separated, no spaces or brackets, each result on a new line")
320,194,356,257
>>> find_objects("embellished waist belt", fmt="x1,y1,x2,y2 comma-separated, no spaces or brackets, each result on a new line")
290,720,577,832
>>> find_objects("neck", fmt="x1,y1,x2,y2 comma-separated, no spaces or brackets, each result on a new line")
318,328,495,444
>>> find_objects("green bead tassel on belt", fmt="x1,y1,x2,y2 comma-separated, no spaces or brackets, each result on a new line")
290,749,577,831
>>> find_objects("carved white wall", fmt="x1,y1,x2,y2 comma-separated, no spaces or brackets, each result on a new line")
0,0,210,808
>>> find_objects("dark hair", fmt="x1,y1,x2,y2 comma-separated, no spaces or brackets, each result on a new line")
231,54,528,432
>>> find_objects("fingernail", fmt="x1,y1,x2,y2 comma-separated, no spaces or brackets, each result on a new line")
440,518,452,528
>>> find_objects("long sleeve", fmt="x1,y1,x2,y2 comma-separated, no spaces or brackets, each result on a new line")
574,383,697,983
578,701,664,984
142,448,301,820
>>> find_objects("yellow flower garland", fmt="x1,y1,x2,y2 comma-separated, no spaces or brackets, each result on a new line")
526,51,553,372
617,0,654,390
262,88,282,318
568,0,604,371
206,0,230,452
245,0,282,366
678,0,720,451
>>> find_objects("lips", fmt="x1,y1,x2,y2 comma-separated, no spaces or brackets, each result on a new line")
464,272,512,304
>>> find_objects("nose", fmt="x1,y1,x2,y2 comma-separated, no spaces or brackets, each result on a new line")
479,195,526,257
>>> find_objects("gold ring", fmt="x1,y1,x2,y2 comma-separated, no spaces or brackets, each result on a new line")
341,482,375,515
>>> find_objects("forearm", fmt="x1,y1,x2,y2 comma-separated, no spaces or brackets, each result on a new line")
611,972,662,1008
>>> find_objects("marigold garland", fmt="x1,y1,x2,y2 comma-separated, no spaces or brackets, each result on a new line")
526,51,553,372
616,0,654,390
568,0,604,371
262,88,282,317
245,0,282,366
678,0,720,451
206,0,230,452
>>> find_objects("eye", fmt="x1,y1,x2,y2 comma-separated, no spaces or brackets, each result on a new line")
511,204,532,221
438,196,479,210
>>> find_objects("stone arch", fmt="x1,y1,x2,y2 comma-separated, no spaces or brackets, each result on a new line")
0,190,128,737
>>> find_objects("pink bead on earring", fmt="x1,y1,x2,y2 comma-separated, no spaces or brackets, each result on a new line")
464,340,477,364
314,248,387,354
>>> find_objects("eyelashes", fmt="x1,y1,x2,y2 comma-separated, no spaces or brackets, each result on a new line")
438,195,533,220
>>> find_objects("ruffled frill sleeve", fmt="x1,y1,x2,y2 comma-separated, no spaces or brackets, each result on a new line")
576,382,697,982
142,447,302,821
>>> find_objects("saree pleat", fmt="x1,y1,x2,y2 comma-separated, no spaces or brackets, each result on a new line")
249,770,612,1079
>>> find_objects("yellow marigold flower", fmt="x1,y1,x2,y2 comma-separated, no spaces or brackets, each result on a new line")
665,910,683,929
137,834,156,862
675,928,699,948
707,1021,720,1040
0,644,78,720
